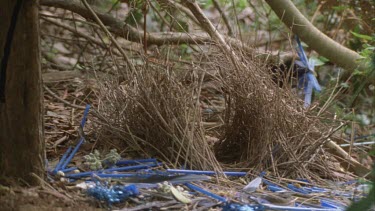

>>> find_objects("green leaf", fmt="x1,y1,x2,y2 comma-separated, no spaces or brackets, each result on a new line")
351,31,373,41
125,9,143,26
318,56,329,63
170,186,191,204
309,56,326,66
174,21,189,32
340,82,350,88
332,5,349,12
353,69,364,76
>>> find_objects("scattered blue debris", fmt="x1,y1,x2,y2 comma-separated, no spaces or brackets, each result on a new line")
185,183,227,202
116,158,158,166
60,104,91,170
262,203,342,211
52,146,72,174
287,184,310,194
105,162,162,172
320,199,347,210
59,167,78,173
51,104,91,176
295,36,322,107
45,104,365,210
222,202,264,211
86,182,139,205
267,184,286,192
263,179,286,192
66,163,162,178
167,169,247,177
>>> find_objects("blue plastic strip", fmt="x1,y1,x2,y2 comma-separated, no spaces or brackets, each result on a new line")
296,179,310,183
287,184,310,194
166,169,247,177
302,186,328,193
80,104,91,128
320,199,346,210
105,162,162,172
53,146,72,174
116,158,158,166
262,203,340,211
304,79,314,107
60,104,91,169
60,138,84,169
267,184,286,192
295,36,322,107
95,173,140,178
60,167,78,173
65,163,161,178
185,183,227,202
307,72,321,92
296,36,309,68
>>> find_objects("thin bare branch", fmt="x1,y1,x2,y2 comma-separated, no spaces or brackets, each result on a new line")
80,0,136,73
212,0,234,36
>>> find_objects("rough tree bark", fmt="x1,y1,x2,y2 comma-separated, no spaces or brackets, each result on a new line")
0,0,44,184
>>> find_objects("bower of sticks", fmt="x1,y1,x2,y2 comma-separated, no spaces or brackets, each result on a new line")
40,0,366,186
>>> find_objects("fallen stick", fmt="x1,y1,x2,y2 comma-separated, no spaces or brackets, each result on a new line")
325,140,370,177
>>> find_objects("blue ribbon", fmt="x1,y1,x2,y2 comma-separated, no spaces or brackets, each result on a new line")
295,36,321,107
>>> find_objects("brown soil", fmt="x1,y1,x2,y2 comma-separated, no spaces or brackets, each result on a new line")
0,186,102,211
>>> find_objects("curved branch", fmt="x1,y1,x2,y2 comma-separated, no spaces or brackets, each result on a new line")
265,0,364,73
40,0,254,53
157,0,199,25
40,0,210,45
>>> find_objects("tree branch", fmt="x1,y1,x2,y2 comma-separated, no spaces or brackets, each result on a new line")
157,0,199,25
80,0,135,73
265,0,364,73
212,0,233,36
183,0,242,70
41,0,208,45
40,0,254,54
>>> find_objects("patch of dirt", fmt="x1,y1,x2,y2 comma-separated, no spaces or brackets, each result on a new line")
0,186,102,211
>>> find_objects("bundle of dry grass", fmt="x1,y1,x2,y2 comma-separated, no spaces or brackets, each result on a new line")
96,61,222,172
208,50,338,179
95,46,342,180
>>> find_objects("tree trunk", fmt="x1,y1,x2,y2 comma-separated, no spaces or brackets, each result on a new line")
0,0,44,185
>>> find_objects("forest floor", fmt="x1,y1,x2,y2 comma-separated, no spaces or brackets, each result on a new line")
1,71,371,211
2,1,374,210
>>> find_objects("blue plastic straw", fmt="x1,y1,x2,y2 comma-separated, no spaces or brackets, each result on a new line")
95,173,145,178
116,158,157,166
320,199,346,210
105,162,162,172
66,172,156,179
267,184,286,192
65,163,161,178
185,183,227,202
80,104,91,128
60,167,78,173
53,146,72,174
167,169,247,177
65,171,97,178
60,104,91,170
60,137,84,170
263,203,340,211
295,36,321,108
287,184,310,195
340,141,375,147
303,186,328,193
